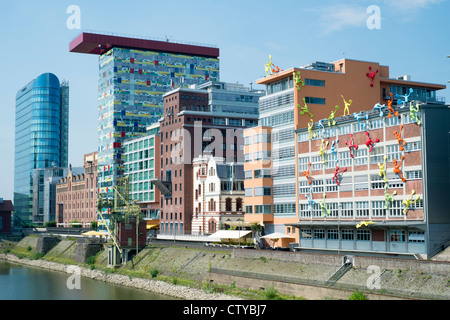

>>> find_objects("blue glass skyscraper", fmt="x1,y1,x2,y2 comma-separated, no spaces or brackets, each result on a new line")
14,73,69,226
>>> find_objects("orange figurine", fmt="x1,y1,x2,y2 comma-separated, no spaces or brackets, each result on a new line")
393,155,406,182
393,124,407,151
303,162,314,185
387,93,399,118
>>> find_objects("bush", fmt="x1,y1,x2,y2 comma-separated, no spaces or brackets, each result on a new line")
45,221,57,228
86,256,96,266
150,268,159,278
348,290,368,300
263,286,279,299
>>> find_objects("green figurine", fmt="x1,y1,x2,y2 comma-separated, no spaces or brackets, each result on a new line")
384,184,397,210
328,105,339,126
293,71,305,90
297,98,313,119
320,193,329,217
409,102,421,125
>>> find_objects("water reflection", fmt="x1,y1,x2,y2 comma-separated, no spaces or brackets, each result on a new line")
0,261,178,300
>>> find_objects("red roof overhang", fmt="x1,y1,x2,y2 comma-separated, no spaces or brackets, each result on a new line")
69,32,220,58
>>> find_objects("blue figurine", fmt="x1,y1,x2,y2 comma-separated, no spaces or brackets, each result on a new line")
331,139,339,164
353,111,368,130
373,103,385,117
305,190,315,211
395,88,413,108
318,119,327,137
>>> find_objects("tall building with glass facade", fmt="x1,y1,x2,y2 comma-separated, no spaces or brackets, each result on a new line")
69,32,220,229
14,73,69,226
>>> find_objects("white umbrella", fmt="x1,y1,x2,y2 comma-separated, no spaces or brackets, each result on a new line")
261,232,294,247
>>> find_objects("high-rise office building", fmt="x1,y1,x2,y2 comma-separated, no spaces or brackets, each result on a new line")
14,73,69,226
69,32,220,230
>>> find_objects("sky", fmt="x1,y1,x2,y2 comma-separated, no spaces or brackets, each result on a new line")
0,0,449,201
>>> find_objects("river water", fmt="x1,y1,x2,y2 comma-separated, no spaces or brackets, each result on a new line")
0,260,177,300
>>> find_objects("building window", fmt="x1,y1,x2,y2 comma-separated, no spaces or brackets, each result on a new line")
357,230,371,241
341,230,354,241
406,170,422,180
327,229,339,240
255,187,272,196
225,198,232,211
245,205,253,214
388,200,403,217
245,188,253,197
405,141,421,152
305,79,325,87
338,125,351,136
370,146,384,165
326,203,339,217
312,179,324,193
341,202,353,217
255,205,271,214
408,231,425,243
338,150,352,167
236,198,243,211
371,174,385,190
371,201,386,217
390,230,405,242
386,144,401,163
301,229,312,239
354,148,368,166
326,179,338,192
355,201,369,217
314,229,325,239
304,97,326,105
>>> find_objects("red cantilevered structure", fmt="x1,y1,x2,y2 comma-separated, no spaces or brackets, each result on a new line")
69,32,219,58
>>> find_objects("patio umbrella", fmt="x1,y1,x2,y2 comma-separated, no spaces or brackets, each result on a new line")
261,232,294,247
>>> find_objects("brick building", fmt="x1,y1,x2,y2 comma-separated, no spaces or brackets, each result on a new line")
56,152,98,228
0,199,13,234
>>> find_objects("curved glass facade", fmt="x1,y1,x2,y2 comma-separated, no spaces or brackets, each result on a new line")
14,73,69,225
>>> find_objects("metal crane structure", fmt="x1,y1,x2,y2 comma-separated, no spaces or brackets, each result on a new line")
97,176,143,266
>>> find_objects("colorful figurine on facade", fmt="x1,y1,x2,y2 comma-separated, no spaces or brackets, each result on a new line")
318,119,327,137
320,193,329,217
356,221,375,228
332,166,347,186
305,190,315,211
298,98,314,119
387,93,399,118
393,124,407,151
409,102,421,125
396,88,413,108
365,131,380,152
384,184,397,209
366,66,378,87
353,111,369,130
341,95,352,116
345,133,358,158
328,105,339,126
319,139,329,164
373,103,385,117
293,71,305,90
331,139,339,164
307,119,316,140
393,155,406,182
264,55,273,77
303,162,314,185
402,190,420,215
377,155,388,183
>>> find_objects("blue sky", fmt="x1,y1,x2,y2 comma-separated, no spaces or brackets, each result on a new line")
1,0,449,201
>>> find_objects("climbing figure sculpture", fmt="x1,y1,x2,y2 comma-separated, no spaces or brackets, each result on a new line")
307,119,316,140
293,71,305,90
330,139,339,164
320,193,329,217
328,105,339,126
396,88,413,108
305,190,315,211
373,103,385,117
341,95,352,116
384,184,397,209
365,131,380,152
387,93,399,118
393,124,407,151
303,162,314,185
377,155,388,183
366,66,378,87
409,102,421,125
393,155,406,182
318,139,329,164
297,98,314,119
402,190,420,215
332,166,347,186
345,133,358,158
353,111,369,130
